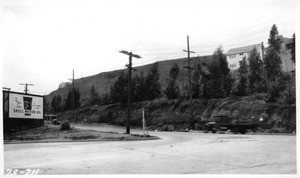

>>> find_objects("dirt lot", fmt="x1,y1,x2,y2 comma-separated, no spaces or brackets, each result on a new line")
4,121,156,143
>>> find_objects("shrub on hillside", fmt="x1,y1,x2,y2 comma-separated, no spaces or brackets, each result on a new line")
98,112,113,123
60,122,71,130
283,89,296,105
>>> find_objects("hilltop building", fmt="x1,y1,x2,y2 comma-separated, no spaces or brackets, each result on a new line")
226,38,294,72
226,43,264,70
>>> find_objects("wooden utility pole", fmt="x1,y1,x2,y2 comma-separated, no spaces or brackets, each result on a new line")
2,87,11,91
69,69,75,121
183,35,195,123
19,83,34,94
72,69,75,121
120,50,141,134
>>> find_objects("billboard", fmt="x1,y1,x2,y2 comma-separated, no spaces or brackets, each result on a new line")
8,93,44,119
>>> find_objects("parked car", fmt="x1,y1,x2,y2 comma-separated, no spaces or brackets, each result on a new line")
52,119,60,125
203,115,263,134
45,114,57,120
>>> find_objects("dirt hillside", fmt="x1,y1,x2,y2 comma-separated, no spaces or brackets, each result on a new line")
57,94,296,133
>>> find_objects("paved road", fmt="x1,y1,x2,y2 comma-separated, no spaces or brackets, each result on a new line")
4,124,296,174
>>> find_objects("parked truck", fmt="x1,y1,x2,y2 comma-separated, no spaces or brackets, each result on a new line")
203,115,263,134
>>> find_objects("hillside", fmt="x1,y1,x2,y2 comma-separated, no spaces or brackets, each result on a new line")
46,54,296,134
56,94,296,133
46,55,213,105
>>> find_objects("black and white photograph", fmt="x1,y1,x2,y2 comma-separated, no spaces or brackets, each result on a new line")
1,0,298,176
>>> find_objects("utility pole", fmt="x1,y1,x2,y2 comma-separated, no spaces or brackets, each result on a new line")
19,83,34,94
120,50,141,134
68,69,75,121
183,35,195,123
2,87,11,91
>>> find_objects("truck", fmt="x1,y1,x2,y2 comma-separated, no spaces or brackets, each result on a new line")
203,115,263,134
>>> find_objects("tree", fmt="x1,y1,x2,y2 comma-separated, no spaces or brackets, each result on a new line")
264,24,283,82
64,87,81,110
191,63,202,99
165,63,180,99
180,82,190,99
145,62,162,100
132,72,147,102
268,24,283,53
207,46,232,98
208,61,226,98
50,95,57,113
109,72,128,104
236,57,248,96
44,98,50,113
165,81,180,99
101,93,111,105
264,24,283,100
248,47,266,93
214,46,232,96
200,75,211,99
109,71,150,104
169,63,179,81
89,85,100,105
51,95,62,113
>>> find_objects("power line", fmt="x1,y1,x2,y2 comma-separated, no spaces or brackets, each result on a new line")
133,22,294,65
31,17,293,92
138,27,294,65
131,16,293,54
191,15,293,48
191,20,294,50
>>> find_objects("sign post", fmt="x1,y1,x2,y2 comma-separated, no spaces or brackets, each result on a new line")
3,91,44,133
142,108,149,137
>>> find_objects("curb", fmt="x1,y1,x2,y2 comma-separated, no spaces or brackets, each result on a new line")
4,136,160,144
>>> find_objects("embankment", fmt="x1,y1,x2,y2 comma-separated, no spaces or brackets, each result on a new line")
58,94,296,133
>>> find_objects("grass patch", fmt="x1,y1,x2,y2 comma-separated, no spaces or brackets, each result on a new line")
4,122,143,142
69,135,99,140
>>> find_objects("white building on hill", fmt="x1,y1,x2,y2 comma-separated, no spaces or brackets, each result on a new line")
226,43,264,70
226,38,295,73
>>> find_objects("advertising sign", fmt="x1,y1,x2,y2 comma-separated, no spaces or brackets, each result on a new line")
9,93,44,119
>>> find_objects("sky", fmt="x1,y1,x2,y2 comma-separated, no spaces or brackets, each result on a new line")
1,0,297,95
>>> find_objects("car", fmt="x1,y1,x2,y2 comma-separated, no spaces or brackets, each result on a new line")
45,114,57,121
203,115,262,134
52,119,60,125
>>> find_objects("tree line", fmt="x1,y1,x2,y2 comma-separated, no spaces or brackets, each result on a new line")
50,87,81,113
89,62,162,105
49,24,295,113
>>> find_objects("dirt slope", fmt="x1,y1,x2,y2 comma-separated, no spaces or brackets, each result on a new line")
57,94,296,133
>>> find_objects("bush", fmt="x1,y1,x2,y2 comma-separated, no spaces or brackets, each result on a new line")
60,122,71,130
98,112,113,123
283,89,295,105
